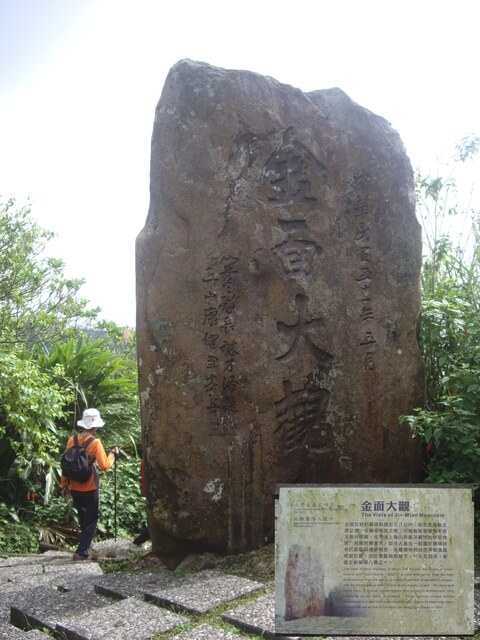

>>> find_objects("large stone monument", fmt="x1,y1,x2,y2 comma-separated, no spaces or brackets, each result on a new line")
136,60,424,555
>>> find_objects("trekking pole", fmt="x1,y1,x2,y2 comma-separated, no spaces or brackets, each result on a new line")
113,452,117,542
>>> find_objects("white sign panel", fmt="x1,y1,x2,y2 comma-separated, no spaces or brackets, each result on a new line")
275,485,474,636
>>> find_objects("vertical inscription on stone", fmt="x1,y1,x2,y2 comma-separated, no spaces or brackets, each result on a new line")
264,129,335,473
201,250,240,434
348,172,377,372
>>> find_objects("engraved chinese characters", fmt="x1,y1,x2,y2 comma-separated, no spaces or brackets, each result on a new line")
202,252,240,434
136,60,424,555
276,486,473,636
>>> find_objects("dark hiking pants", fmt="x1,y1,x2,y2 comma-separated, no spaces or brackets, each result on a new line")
71,489,99,557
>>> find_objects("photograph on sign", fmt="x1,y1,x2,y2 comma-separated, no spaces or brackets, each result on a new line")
275,485,474,636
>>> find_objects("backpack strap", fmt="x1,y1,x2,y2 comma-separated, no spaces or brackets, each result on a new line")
82,436,95,463
72,435,94,449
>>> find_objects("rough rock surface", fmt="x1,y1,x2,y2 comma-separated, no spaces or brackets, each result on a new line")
136,60,424,555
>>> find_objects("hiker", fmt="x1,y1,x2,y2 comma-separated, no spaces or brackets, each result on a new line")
61,408,119,561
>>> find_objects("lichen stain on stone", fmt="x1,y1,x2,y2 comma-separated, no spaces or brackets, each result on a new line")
140,388,150,405
203,479,224,502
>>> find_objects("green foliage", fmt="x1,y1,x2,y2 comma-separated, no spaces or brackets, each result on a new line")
420,253,480,408
401,136,480,495
0,199,140,544
401,409,480,485
0,501,39,552
0,348,71,505
0,332,140,514
95,320,137,360
0,198,99,346
0,521,38,553
98,456,146,539
36,335,140,449
0,198,103,507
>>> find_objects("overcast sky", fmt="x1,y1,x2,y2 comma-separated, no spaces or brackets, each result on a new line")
0,0,478,326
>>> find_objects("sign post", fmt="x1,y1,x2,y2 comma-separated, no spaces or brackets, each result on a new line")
275,485,474,636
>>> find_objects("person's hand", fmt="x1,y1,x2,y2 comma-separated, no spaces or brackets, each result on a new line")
62,486,70,501
111,447,120,460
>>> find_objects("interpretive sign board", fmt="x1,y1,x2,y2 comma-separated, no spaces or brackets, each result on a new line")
275,485,474,636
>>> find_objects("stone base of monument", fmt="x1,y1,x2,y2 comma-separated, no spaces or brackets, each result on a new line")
90,536,150,559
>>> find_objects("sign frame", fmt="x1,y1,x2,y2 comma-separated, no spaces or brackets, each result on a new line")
275,484,474,636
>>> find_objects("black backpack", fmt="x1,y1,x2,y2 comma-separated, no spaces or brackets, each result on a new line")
61,435,95,482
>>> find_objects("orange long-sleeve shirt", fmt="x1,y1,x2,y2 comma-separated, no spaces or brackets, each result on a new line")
61,433,115,492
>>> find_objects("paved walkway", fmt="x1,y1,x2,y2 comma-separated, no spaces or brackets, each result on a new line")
0,545,293,640
0,544,478,639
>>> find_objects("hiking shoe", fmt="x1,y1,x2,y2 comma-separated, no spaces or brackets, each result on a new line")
72,553,89,562
133,527,150,546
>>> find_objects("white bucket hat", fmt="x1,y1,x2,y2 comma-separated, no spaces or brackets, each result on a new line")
77,408,105,429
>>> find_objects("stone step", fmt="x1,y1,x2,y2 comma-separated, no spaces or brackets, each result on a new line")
0,556,428,639
3,553,477,639
0,552,72,568
9,578,187,640
0,563,102,623
1,560,101,591
4,560,267,639
223,592,277,640
55,596,187,640
10,584,113,634
143,569,264,615
58,568,275,638
59,568,171,599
